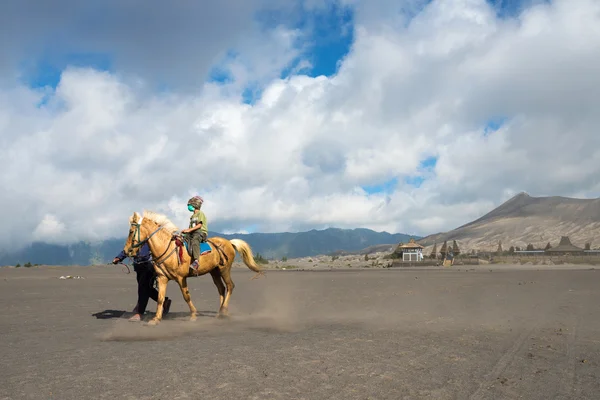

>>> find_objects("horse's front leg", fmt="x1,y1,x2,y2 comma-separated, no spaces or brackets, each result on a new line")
148,274,169,325
177,277,198,321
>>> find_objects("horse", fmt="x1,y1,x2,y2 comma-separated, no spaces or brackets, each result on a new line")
122,210,264,325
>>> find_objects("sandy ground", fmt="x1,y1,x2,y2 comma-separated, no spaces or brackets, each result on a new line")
1,264,599,400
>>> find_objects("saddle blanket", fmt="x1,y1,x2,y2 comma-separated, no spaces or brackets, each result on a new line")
183,240,212,255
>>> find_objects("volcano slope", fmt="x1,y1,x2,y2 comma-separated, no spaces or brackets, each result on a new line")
419,192,600,253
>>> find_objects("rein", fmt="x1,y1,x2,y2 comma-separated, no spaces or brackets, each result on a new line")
152,240,179,267
117,262,131,274
129,222,178,272
130,222,163,249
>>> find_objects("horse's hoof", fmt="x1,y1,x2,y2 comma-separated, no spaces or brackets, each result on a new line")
216,313,230,319
189,315,197,322
147,319,160,326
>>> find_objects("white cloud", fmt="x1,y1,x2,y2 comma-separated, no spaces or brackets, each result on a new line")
1,0,600,251
33,214,66,242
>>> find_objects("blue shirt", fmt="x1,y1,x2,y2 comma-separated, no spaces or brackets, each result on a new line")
115,242,152,265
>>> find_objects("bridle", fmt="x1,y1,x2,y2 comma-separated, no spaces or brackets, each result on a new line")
128,221,163,250
127,220,179,269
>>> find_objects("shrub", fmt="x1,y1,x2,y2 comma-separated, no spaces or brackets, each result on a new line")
253,253,269,265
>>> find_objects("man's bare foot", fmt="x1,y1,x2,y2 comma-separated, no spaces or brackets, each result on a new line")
128,313,141,322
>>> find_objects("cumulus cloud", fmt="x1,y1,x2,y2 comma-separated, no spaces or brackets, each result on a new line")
1,0,599,251
32,215,67,242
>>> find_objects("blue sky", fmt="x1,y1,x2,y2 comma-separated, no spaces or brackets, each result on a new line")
361,156,438,195
484,116,508,136
488,0,551,18
209,2,355,104
21,52,114,89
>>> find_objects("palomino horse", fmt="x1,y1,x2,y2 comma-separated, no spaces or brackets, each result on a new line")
123,210,264,325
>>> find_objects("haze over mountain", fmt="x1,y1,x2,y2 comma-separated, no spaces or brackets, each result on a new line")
418,193,600,252
0,228,418,266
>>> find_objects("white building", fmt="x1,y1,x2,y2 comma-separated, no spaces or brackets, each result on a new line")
397,239,425,262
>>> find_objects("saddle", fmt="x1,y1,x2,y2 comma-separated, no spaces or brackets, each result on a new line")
171,234,228,267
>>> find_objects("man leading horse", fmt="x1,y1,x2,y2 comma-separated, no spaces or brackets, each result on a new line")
112,242,172,322
121,203,264,325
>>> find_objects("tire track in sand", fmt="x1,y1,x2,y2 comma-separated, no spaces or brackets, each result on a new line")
468,323,538,400
468,286,572,400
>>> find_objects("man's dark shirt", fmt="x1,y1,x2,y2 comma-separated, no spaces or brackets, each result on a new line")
115,242,152,265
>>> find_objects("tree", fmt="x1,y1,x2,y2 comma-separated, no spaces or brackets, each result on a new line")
497,241,503,253
585,243,591,250
515,246,522,252
254,253,269,265
526,243,534,251
508,246,515,254
544,242,552,250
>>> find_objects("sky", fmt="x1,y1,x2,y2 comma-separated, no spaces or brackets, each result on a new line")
1,0,599,250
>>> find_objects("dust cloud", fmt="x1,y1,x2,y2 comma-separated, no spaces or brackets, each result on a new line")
96,277,402,342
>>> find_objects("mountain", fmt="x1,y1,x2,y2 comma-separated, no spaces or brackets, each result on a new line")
418,192,600,252
0,228,418,266
216,228,416,259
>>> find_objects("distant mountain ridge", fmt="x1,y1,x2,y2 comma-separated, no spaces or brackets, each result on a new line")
418,192,600,252
0,227,418,266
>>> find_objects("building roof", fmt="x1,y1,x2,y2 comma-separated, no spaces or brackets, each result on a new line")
544,236,584,252
398,238,424,249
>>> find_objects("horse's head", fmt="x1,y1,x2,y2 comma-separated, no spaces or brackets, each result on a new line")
123,211,159,257
123,210,173,257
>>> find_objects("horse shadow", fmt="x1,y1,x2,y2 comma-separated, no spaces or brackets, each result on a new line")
91,309,219,320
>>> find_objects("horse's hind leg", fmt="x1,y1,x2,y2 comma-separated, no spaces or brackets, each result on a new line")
219,267,235,317
209,268,226,316
177,277,198,321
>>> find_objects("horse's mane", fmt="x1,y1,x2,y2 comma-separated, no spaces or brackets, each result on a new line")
140,210,180,234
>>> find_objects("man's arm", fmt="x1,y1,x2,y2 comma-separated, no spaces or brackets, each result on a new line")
113,250,127,264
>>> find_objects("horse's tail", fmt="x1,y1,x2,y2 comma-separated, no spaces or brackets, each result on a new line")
229,239,265,280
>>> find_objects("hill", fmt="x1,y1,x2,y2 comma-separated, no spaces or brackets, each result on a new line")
0,228,418,266
418,192,600,252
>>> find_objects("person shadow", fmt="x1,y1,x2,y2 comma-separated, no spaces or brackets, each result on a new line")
91,309,218,320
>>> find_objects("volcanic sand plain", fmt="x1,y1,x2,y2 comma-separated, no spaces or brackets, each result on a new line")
1,264,600,399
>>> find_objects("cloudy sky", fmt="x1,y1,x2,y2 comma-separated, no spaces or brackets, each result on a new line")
1,0,599,250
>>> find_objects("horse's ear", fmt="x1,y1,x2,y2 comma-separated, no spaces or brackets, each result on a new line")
129,211,141,224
